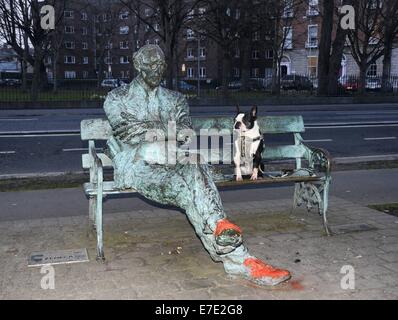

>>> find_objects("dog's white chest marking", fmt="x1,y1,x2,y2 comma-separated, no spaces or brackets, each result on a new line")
234,122,262,176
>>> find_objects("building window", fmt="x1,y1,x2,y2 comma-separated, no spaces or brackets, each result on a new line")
307,25,318,48
154,24,160,31
187,48,194,58
199,48,206,58
120,26,129,34
252,31,259,41
83,57,89,64
252,68,260,78
82,27,88,35
367,63,377,77
65,26,75,34
121,70,130,79
283,27,293,49
265,49,274,59
83,71,89,79
104,57,112,65
64,71,76,79
252,50,259,60
233,67,240,78
81,12,87,21
145,8,151,17
308,0,319,16
64,41,75,49
82,42,88,50
199,67,206,78
154,38,160,45
186,29,194,39
105,42,113,49
64,10,74,19
119,11,129,20
282,0,294,18
234,47,240,58
103,13,111,22
120,56,129,64
187,67,194,78
307,56,318,78
64,56,75,64
136,40,141,48
134,25,138,34
120,41,129,49
199,7,206,16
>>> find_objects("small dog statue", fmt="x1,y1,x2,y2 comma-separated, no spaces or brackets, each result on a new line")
233,106,264,181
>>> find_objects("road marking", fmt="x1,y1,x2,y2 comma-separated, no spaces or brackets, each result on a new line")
364,137,397,141
0,151,16,154
306,123,398,129
0,118,38,121
62,148,103,152
334,154,398,163
303,139,333,142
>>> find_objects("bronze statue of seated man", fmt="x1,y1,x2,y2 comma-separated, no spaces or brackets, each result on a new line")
103,44,291,286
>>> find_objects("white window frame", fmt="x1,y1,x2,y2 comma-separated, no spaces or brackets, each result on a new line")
65,26,75,34
64,71,76,79
82,42,88,50
120,41,129,49
120,26,129,34
64,41,75,49
186,29,194,39
120,56,129,64
252,68,260,78
119,11,129,20
367,63,377,77
64,10,74,19
265,49,274,59
81,12,87,21
282,0,294,18
199,67,206,78
252,50,259,60
199,47,206,58
283,27,293,49
306,25,318,48
233,67,240,77
64,56,75,64
83,57,89,64
187,67,194,78
82,71,89,79
307,0,319,16
82,27,88,35
187,48,194,58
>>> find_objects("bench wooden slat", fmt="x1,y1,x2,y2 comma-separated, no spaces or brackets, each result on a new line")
83,175,321,196
82,153,113,169
80,116,305,140
262,145,306,160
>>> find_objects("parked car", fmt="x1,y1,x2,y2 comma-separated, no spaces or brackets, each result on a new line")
178,80,196,91
101,79,126,88
281,75,313,91
340,76,359,92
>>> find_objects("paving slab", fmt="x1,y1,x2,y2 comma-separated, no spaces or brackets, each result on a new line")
0,196,397,299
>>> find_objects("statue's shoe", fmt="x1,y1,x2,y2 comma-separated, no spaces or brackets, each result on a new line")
225,257,291,286
214,218,243,247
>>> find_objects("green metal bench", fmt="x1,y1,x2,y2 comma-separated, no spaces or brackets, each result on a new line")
81,115,332,261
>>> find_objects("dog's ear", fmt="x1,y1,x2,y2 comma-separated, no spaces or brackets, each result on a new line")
236,105,240,114
251,106,258,118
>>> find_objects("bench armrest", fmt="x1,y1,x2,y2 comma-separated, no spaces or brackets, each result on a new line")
305,146,332,178
88,140,104,185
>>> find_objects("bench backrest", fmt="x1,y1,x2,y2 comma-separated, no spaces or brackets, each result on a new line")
81,116,305,169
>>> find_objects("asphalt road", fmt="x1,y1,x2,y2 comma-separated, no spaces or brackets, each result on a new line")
0,168,397,221
1,103,398,175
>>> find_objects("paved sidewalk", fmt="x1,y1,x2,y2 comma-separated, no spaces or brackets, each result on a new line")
1,196,398,300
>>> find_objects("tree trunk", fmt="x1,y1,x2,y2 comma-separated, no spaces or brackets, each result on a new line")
327,24,347,95
381,42,392,92
317,0,334,96
358,61,367,94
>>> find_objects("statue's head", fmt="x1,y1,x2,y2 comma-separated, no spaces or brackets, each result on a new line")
133,44,166,88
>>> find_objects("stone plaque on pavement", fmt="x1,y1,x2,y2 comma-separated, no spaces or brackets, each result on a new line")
28,248,89,267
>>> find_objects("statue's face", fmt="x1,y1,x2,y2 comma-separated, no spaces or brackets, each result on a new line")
137,49,166,88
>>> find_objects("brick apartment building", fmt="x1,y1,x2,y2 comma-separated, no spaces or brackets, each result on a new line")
46,0,398,86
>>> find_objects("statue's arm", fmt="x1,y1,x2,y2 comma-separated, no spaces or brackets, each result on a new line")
103,92,148,146
175,95,194,143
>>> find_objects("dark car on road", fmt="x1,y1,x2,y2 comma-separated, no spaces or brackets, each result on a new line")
281,75,313,91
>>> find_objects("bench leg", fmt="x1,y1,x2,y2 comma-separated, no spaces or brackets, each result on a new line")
321,180,332,236
89,196,96,230
95,193,105,262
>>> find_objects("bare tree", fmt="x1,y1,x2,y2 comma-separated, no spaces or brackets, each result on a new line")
380,0,398,92
347,0,385,93
120,0,203,89
0,0,65,100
